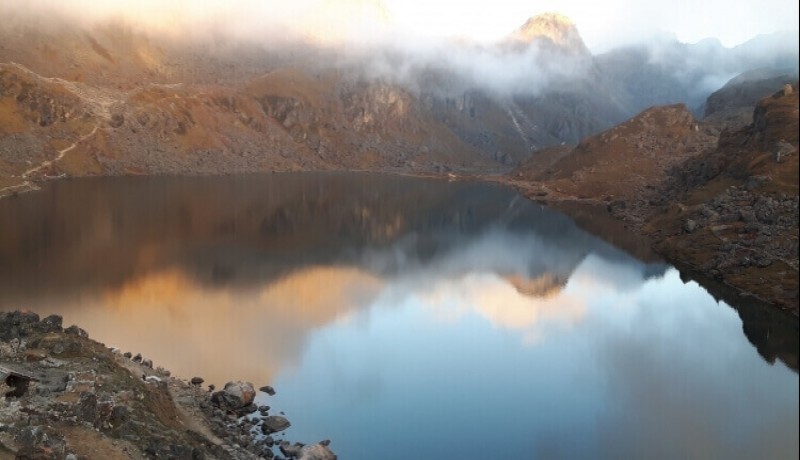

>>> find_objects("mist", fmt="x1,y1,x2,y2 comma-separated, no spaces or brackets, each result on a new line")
2,0,798,100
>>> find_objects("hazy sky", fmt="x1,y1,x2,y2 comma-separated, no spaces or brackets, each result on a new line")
385,0,800,51
10,0,800,52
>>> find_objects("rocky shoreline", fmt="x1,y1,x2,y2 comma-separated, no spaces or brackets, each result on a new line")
0,310,336,460
503,83,799,316
497,178,799,317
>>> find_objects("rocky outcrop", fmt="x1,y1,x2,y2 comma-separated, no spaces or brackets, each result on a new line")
507,13,591,56
511,82,799,313
211,380,257,415
644,82,799,311
0,311,338,458
516,103,717,209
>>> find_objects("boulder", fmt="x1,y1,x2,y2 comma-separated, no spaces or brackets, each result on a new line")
40,315,63,332
297,443,338,460
211,381,255,411
260,385,276,396
279,441,304,458
261,415,291,434
64,325,88,338
0,311,40,340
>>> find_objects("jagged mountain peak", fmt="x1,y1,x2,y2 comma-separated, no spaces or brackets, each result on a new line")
508,12,589,56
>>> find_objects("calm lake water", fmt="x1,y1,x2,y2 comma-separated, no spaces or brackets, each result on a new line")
0,173,797,459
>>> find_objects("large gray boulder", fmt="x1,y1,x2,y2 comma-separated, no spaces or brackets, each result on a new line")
210,381,255,411
298,443,337,460
261,415,291,434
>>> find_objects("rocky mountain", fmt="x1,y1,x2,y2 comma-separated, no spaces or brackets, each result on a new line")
649,82,799,312
594,33,800,117
702,68,798,129
506,12,591,56
511,82,799,313
1,10,797,196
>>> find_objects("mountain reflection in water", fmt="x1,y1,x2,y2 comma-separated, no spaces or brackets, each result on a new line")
0,173,797,459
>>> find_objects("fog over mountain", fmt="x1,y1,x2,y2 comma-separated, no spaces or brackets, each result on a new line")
0,0,797,182
2,0,797,99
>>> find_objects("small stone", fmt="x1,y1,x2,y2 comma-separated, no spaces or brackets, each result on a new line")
191,377,205,386
739,210,757,223
260,385,276,396
756,257,773,268
683,219,697,233
132,353,142,363
279,442,304,458
40,315,63,332
64,325,88,338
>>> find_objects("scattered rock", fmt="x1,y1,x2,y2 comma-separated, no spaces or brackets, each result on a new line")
64,325,88,338
280,441,305,458
297,443,338,460
0,311,40,340
40,314,63,332
739,209,757,223
211,381,256,412
262,416,292,434
684,219,698,233
0,311,334,460
260,385,276,396
191,377,205,386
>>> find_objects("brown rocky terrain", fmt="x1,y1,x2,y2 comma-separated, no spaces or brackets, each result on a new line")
0,310,336,459
511,82,799,314
2,10,796,199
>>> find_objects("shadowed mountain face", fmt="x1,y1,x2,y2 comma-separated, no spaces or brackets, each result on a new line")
702,68,799,129
0,11,797,191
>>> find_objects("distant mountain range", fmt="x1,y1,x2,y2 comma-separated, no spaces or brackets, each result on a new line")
0,10,797,191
